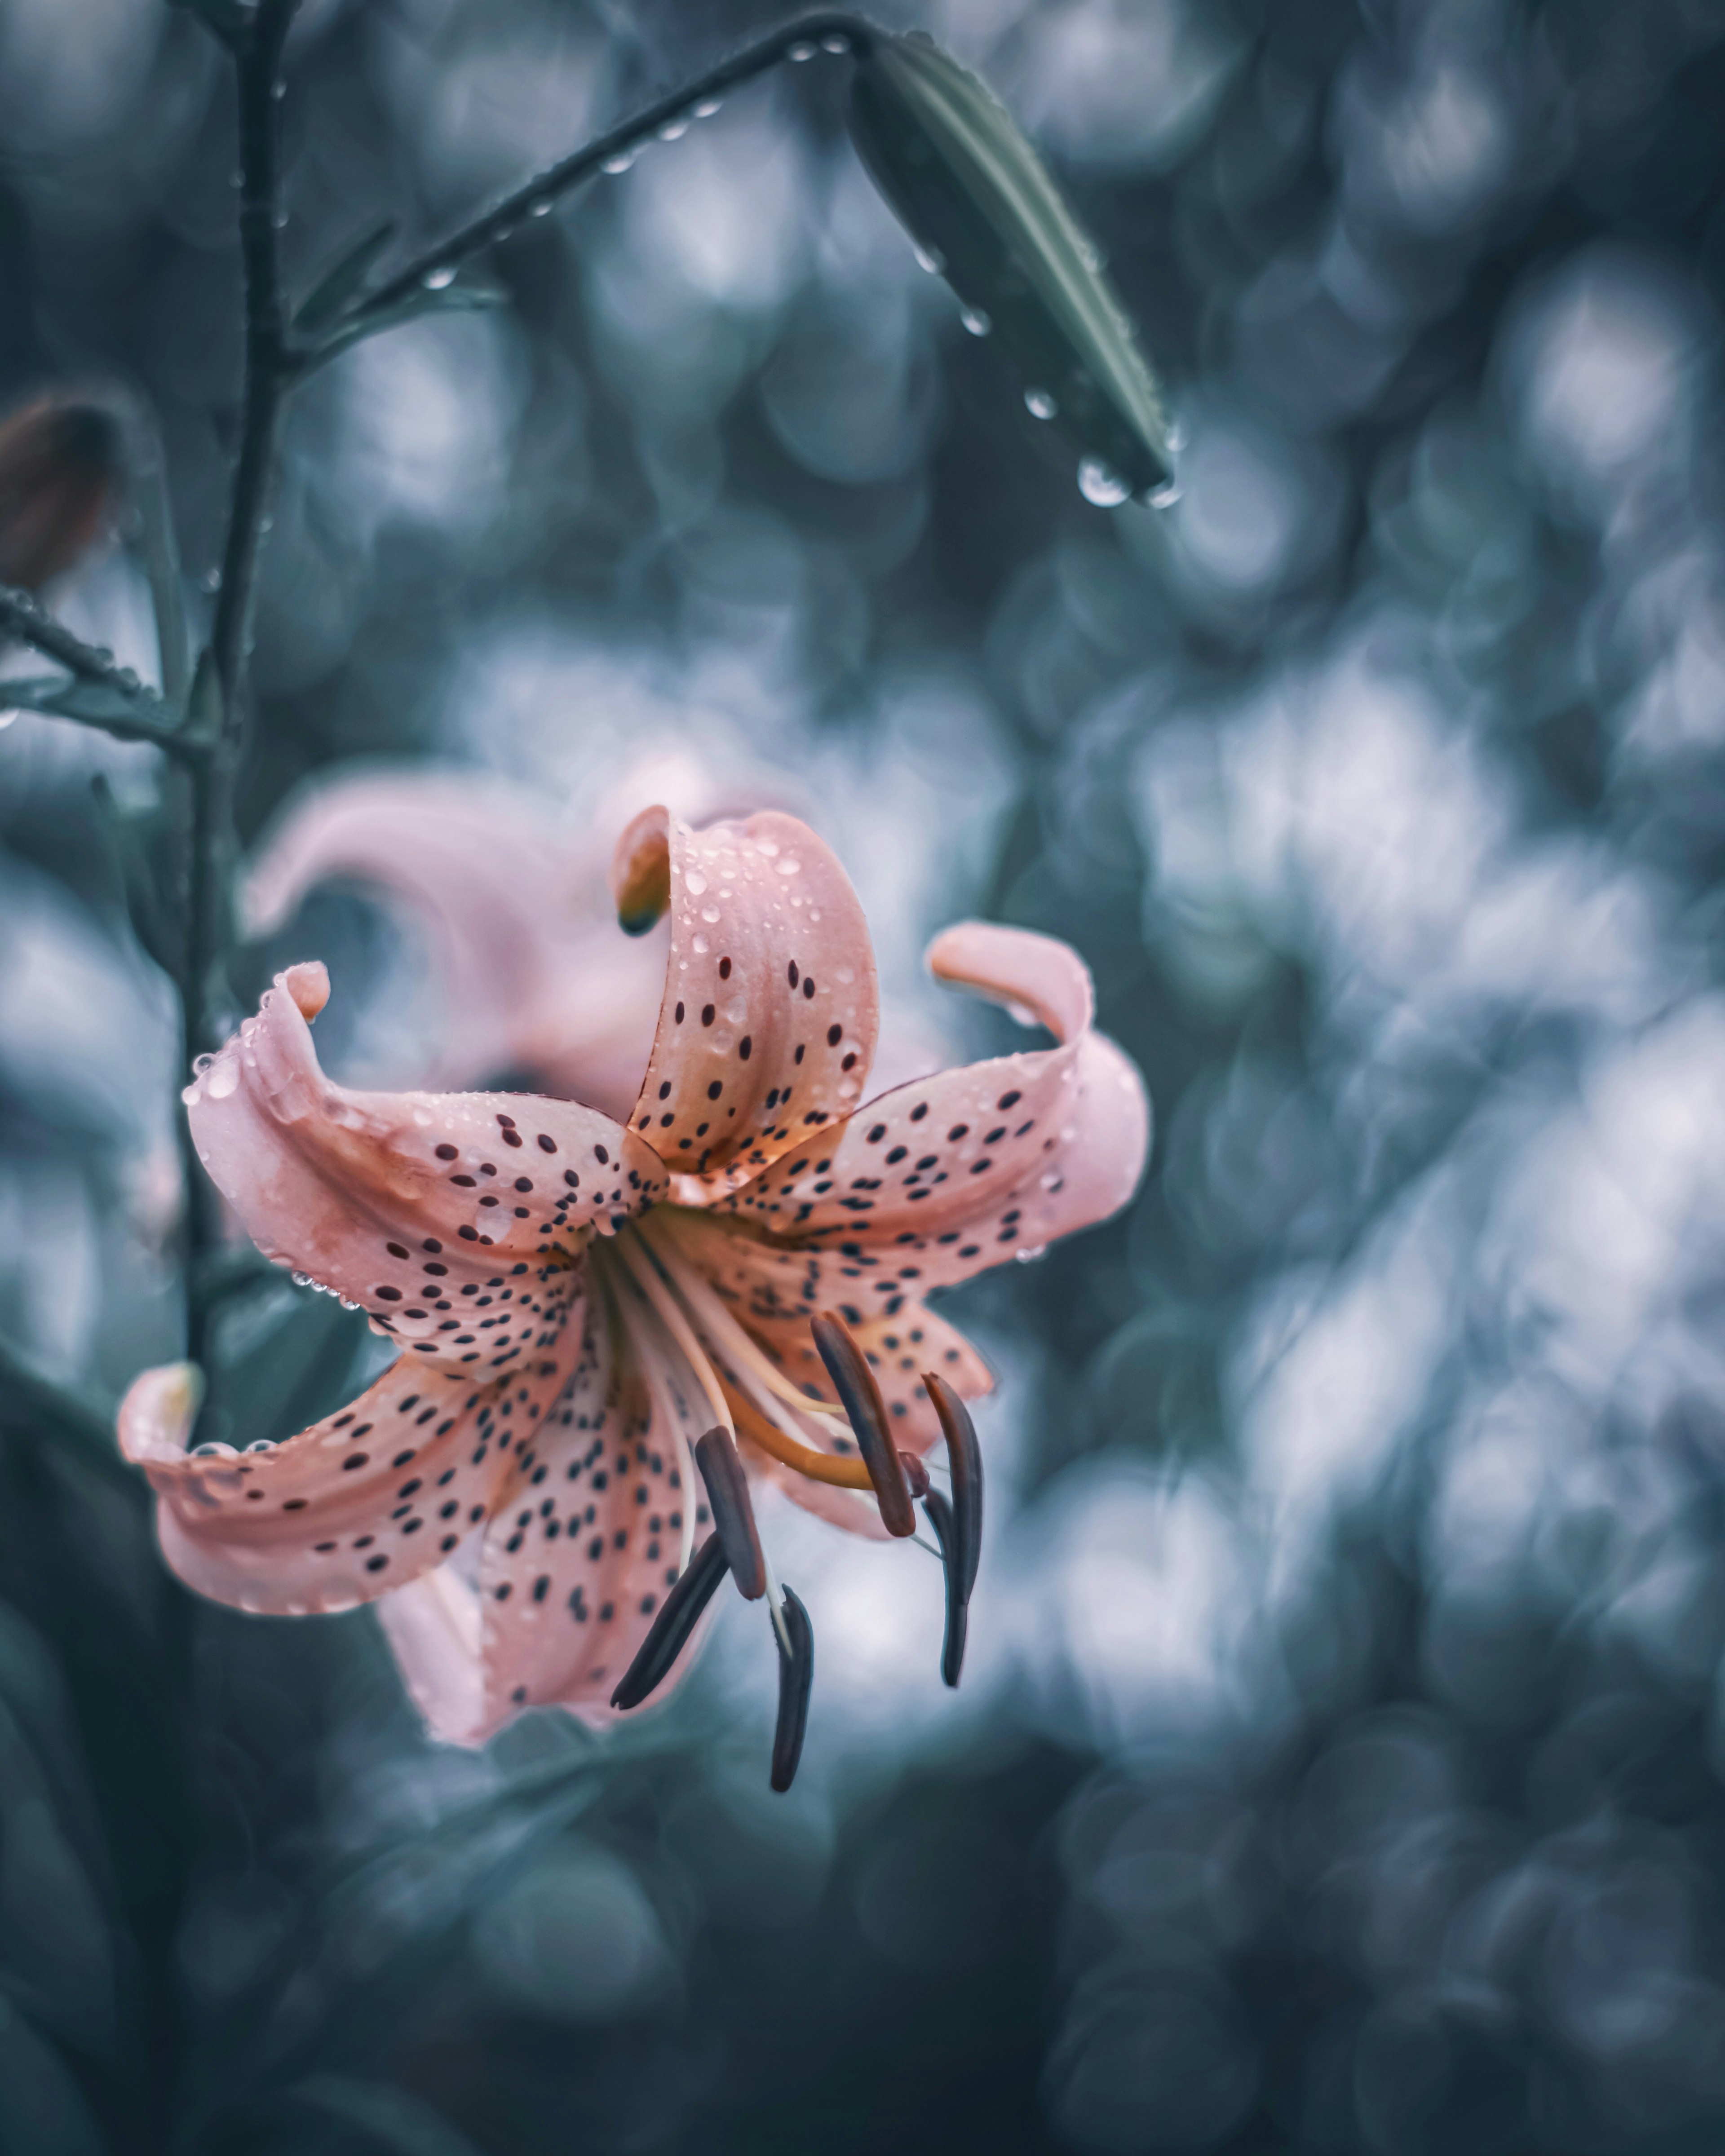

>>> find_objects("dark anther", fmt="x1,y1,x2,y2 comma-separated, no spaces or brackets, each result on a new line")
770,1584,814,1793
610,1533,730,1710
922,1490,968,1688
898,1450,930,1500
694,1427,766,1600
810,1312,914,1537
924,1370,982,1599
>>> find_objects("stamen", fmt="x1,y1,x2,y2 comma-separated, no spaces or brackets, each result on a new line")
921,1490,968,1688
924,1371,982,1599
770,1583,814,1793
810,1312,915,1538
604,1259,698,1573
642,1219,849,1425
613,1233,731,1435
725,1385,874,1491
610,1531,730,1710
899,1450,930,1500
694,1427,767,1599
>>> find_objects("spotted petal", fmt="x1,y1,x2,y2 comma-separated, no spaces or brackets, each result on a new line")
615,808,879,1184
186,964,664,1375
471,1291,713,1729
720,923,1149,1290
118,1319,580,1617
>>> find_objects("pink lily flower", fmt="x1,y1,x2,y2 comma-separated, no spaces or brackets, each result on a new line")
119,808,1149,1758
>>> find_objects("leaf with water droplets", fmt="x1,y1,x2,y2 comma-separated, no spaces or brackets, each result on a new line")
848,32,1174,503
301,277,509,375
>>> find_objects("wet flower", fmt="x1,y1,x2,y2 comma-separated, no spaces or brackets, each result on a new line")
120,808,1149,1760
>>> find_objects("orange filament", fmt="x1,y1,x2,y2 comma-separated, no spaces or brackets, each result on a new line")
725,1383,872,1491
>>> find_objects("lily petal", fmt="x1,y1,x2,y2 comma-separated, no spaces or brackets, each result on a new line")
375,1560,487,1745
118,1337,578,1617
474,1294,707,1730
186,966,664,1374
721,923,1149,1288
616,808,879,1184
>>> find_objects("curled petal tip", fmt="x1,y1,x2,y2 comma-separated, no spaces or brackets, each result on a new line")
283,960,330,1021
610,804,672,936
117,1361,204,1464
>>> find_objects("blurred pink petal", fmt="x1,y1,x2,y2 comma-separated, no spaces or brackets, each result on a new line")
125,813,1150,1748
244,770,666,1121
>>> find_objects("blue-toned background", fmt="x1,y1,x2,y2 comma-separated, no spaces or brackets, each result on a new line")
4,0,1725,2149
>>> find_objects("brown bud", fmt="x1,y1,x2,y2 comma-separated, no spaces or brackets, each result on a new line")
0,395,122,592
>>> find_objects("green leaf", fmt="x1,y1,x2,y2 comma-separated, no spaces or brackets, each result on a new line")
300,278,509,375
848,32,1175,506
292,219,400,333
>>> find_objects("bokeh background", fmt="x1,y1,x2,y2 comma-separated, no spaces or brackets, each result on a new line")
4,0,1725,2149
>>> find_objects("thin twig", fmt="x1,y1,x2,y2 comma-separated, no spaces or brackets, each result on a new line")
327,11,874,347
0,583,187,749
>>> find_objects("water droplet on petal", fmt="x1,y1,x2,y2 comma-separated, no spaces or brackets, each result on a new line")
1015,1244,1048,1263
685,870,708,896
1078,457,1130,508
1025,388,1057,420
960,306,991,337
205,1058,239,1100
422,264,457,290
913,243,946,275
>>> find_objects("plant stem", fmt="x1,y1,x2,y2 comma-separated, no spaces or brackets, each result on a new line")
335,11,874,337
182,0,301,1369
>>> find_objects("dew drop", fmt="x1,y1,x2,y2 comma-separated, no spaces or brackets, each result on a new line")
960,306,991,337
1025,388,1057,420
685,870,708,896
1078,457,1130,508
422,264,457,290
602,150,636,174
821,33,850,53
787,39,816,60
913,243,946,275
693,97,723,118
692,934,709,955
205,1059,239,1100
529,195,555,217
658,117,689,140
1146,481,1183,510
1014,1244,1048,1263
0,711,18,733
701,906,721,923
245,1439,277,1452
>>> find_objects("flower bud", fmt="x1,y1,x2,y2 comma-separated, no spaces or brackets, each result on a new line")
848,33,1174,506
0,394,123,591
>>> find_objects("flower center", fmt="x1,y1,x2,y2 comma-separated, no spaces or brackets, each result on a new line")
592,1207,881,1534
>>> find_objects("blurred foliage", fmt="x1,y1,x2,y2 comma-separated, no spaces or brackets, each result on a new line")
4,0,1725,2151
